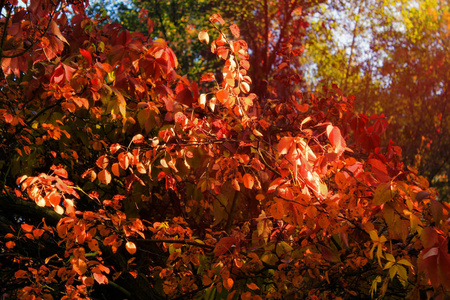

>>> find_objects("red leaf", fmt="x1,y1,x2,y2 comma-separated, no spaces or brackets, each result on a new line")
21,224,33,233
368,159,390,183
268,178,287,193
319,244,340,263
437,243,450,289
421,227,439,248
176,85,194,106
277,137,294,155
80,48,92,65
50,20,68,44
326,125,346,156
174,112,187,124
52,166,68,178
201,73,215,82
214,237,237,257
229,24,240,38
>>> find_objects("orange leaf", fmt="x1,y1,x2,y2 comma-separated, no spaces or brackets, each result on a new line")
201,73,215,82
243,173,254,189
199,94,206,109
112,163,120,177
223,277,234,290
247,283,259,290
6,241,16,249
126,241,137,255
21,224,33,233
33,228,44,239
232,178,240,191
93,272,109,285
326,125,346,156
54,205,64,215
216,89,229,104
252,129,263,137
14,270,27,278
110,144,121,154
47,191,61,207
98,169,111,185
202,274,213,286
132,134,145,143
72,258,87,275
96,155,109,169
118,152,129,169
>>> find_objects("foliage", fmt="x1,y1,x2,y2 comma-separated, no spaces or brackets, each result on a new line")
88,0,221,81
0,1,449,299
101,0,324,99
301,0,449,200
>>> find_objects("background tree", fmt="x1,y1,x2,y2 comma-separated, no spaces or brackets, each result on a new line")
301,0,449,200
0,1,449,300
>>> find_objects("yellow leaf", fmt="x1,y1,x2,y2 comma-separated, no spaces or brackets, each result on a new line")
397,259,413,267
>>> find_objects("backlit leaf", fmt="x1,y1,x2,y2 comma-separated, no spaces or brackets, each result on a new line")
98,169,111,185
198,30,210,44
126,241,137,255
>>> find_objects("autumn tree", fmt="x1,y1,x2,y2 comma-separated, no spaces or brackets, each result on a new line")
301,0,449,200
1,1,450,300
94,0,324,99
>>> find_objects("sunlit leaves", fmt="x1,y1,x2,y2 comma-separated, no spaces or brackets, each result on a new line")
98,169,112,185
126,241,137,255
1,4,448,300
229,24,240,38
198,30,210,44
209,13,225,25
